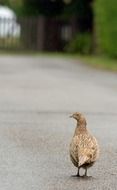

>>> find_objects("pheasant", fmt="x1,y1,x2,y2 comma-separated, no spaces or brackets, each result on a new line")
69,112,99,177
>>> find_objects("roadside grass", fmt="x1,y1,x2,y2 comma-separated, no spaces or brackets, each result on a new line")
44,53,117,72
38,53,117,72
75,55,117,72
0,50,116,72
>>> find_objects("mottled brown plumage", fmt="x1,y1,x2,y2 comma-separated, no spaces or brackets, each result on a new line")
69,112,99,177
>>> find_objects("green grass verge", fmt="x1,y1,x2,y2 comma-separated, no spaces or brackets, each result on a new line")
76,55,117,72
36,53,117,72
0,50,116,72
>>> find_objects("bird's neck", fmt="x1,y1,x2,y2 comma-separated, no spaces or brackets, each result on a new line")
74,123,87,136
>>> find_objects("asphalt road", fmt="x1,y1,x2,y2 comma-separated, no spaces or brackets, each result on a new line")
0,55,117,190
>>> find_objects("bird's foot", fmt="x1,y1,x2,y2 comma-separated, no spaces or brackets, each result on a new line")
71,174,81,178
81,175,92,180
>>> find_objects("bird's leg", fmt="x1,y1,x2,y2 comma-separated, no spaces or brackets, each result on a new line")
72,167,80,177
82,167,92,179
84,167,87,177
76,167,80,177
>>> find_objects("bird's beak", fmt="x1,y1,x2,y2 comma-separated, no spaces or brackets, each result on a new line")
69,115,73,118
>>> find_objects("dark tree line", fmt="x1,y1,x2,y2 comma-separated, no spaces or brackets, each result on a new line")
0,0,93,34
22,0,93,33
23,0,65,16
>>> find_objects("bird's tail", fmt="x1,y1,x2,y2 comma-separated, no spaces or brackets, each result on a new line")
78,155,89,167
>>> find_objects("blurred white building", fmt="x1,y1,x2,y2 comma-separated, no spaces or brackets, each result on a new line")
0,6,20,37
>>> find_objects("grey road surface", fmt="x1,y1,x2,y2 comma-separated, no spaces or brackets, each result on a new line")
0,55,117,190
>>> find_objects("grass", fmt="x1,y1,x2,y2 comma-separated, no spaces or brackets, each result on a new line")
35,53,117,72
0,50,116,72
44,53,117,72
76,55,117,72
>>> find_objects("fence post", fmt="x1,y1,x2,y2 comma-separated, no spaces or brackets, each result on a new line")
36,16,46,51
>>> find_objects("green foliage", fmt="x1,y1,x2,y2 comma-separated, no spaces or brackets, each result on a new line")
0,0,10,5
0,0,23,15
95,0,117,57
64,0,93,32
22,0,65,16
64,0,91,17
66,33,92,54
78,55,117,72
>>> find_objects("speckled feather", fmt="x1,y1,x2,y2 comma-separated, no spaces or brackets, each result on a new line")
69,113,99,171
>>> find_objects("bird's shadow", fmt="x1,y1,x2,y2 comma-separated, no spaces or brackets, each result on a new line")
71,175,95,181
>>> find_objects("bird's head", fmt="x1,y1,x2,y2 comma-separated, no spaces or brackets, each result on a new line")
70,112,87,126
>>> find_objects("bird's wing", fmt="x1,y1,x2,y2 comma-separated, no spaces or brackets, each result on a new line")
78,134,99,166
69,136,79,166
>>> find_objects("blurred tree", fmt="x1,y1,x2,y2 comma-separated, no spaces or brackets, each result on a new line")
23,0,65,16
0,0,23,15
2,0,93,32
0,0,94,52
9,0,23,7
95,0,117,57
21,0,93,33
0,0,93,31
0,0,10,5
64,0,93,33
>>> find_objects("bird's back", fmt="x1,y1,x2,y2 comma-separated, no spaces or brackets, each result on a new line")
70,130,99,167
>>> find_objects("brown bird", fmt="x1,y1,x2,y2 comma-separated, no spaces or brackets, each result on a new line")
69,112,99,177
